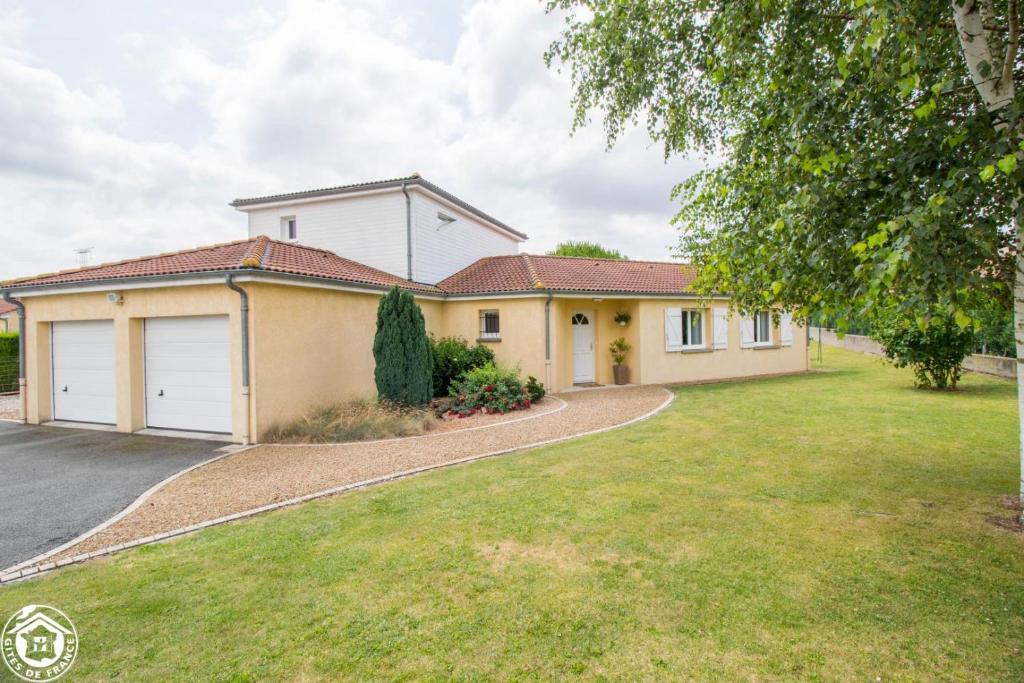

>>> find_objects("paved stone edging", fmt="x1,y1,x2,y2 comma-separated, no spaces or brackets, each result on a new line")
1,445,256,576
0,389,674,585
1,400,566,577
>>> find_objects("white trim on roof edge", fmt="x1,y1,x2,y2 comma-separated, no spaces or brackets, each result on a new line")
6,272,447,300
4,273,719,302
232,184,526,243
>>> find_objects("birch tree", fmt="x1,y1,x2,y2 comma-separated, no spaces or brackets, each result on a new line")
547,0,1023,512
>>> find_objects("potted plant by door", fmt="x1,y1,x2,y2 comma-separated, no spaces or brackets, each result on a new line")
614,311,631,327
609,336,632,385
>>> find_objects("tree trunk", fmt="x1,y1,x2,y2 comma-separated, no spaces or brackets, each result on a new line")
1016,212,1024,514
952,0,1021,517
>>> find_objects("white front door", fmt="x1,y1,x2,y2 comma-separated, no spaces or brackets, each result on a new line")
51,320,116,424
571,311,595,384
145,315,232,433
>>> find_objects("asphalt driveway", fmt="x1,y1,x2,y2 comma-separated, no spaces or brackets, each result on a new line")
0,421,226,569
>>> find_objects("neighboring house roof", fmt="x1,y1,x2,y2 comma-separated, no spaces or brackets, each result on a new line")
0,300,16,315
229,174,528,241
1,237,442,294
437,254,699,295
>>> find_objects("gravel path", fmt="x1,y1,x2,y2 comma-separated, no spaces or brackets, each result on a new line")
38,386,671,564
0,394,18,421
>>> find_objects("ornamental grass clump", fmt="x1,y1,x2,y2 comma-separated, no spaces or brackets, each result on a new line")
264,398,434,443
448,363,534,417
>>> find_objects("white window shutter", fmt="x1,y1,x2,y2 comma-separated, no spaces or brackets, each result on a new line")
740,316,755,347
665,308,684,352
713,307,728,349
780,312,793,346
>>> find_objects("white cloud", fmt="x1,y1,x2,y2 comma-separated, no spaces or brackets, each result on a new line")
116,31,145,51
1,0,698,280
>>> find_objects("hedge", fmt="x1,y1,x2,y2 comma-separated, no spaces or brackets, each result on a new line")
0,332,17,358
0,332,18,394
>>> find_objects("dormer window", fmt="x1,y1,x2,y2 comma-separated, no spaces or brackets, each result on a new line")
281,216,297,241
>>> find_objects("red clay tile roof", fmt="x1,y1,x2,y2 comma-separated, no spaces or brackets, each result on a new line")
258,240,440,293
437,254,698,295
0,300,16,315
1,241,696,297
1,237,441,294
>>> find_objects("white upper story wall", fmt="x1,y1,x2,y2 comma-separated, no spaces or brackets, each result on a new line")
410,191,519,284
244,191,409,279
233,176,526,285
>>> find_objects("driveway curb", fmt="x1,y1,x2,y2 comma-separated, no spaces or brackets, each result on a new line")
0,388,674,584
1,444,256,577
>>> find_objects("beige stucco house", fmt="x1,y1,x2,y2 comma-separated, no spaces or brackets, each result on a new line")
1,175,807,443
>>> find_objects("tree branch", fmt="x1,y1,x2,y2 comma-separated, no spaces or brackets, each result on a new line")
1003,0,1020,91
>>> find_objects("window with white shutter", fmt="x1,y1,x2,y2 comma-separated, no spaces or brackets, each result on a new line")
666,308,706,351
742,311,773,347
780,312,793,346
713,307,728,349
665,308,684,351
740,316,755,347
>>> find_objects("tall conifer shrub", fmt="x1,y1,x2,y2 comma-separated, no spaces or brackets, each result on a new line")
373,286,433,405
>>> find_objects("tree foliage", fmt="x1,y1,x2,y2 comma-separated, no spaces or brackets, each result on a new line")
870,307,976,389
373,286,433,406
545,0,1022,326
548,240,627,259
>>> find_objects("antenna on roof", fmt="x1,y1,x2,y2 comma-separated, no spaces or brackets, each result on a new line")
74,247,93,267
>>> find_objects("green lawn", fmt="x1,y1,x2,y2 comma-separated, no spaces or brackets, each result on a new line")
2,346,1022,681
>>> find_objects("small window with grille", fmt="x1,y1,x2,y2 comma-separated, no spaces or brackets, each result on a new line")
479,310,500,341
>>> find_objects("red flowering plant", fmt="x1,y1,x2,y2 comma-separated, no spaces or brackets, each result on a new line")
447,362,535,417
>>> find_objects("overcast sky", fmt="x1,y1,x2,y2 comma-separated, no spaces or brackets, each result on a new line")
0,0,703,280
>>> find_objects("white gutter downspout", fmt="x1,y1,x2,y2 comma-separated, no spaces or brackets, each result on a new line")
225,275,251,445
402,181,413,281
1,291,26,423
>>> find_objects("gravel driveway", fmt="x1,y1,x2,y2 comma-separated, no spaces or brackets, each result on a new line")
35,386,672,564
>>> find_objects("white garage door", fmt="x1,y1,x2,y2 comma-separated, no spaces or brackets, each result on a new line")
145,315,232,434
52,320,116,424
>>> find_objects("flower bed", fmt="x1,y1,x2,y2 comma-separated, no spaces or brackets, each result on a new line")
445,363,543,419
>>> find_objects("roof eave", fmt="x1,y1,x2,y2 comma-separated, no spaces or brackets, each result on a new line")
441,288,722,299
230,177,528,241
1,269,443,298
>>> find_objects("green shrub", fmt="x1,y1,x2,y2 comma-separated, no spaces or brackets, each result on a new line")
430,336,495,397
0,332,18,357
0,332,18,394
525,375,546,402
373,286,433,406
263,398,434,443
870,308,975,390
609,337,631,365
448,363,532,417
